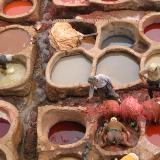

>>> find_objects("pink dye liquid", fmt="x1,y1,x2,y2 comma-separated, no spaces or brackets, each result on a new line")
144,23,160,42
146,125,160,146
0,118,10,138
48,121,85,145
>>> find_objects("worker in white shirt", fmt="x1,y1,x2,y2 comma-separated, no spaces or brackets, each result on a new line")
87,74,121,103
139,63,160,98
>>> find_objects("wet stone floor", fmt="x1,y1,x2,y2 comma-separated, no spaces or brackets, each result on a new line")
0,1,160,160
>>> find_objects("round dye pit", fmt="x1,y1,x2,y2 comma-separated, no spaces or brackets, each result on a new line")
79,36,96,50
51,55,91,86
145,54,160,67
0,28,31,54
101,35,134,49
0,118,10,138
144,23,160,42
0,150,6,160
0,63,26,87
48,121,86,145
3,0,33,16
97,52,139,84
146,125,160,147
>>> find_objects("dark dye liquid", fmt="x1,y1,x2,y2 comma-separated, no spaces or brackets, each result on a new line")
146,125,160,147
48,121,86,145
0,118,10,138
79,36,96,50
144,23,160,42
101,35,134,49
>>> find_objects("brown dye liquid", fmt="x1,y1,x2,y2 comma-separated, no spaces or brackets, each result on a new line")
146,125,160,147
0,29,31,54
48,121,86,145
145,54,160,67
0,63,26,87
144,23,160,42
97,52,139,84
51,55,91,86
79,36,95,50
0,118,10,138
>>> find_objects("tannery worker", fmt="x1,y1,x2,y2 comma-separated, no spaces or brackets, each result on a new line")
0,54,13,70
87,74,120,103
139,63,160,98
102,117,132,147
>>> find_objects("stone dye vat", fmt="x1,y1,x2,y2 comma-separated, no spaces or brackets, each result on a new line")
141,49,160,76
96,51,140,86
0,25,37,96
0,0,41,22
46,49,93,100
99,21,136,49
37,106,94,160
3,0,33,16
70,22,97,50
94,116,142,158
0,100,21,160
51,54,92,86
140,13,160,44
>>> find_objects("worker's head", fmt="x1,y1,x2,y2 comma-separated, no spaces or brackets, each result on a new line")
88,76,98,85
6,54,13,62
147,63,158,72
128,153,139,160
110,117,117,122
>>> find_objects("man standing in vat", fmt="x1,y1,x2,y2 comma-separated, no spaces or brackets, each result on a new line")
139,63,160,99
87,74,121,103
101,117,132,147
0,54,14,74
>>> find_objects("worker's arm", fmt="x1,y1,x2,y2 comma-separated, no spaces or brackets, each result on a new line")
121,123,130,139
139,69,148,83
87,84,94,101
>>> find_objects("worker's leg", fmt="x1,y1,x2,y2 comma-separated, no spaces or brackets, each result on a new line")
114,131,123,145
104,84,120,102
121,132,133,147
97,88,106,102
107,131,115,145
147,80,154,98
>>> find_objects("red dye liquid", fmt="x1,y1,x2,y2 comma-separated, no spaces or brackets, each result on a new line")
0,118,10,138
146,125,160,146
144,23,160,42
48,121,86,145
3,0,33,16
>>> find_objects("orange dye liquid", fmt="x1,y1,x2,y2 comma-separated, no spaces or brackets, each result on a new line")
3,0,33,16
